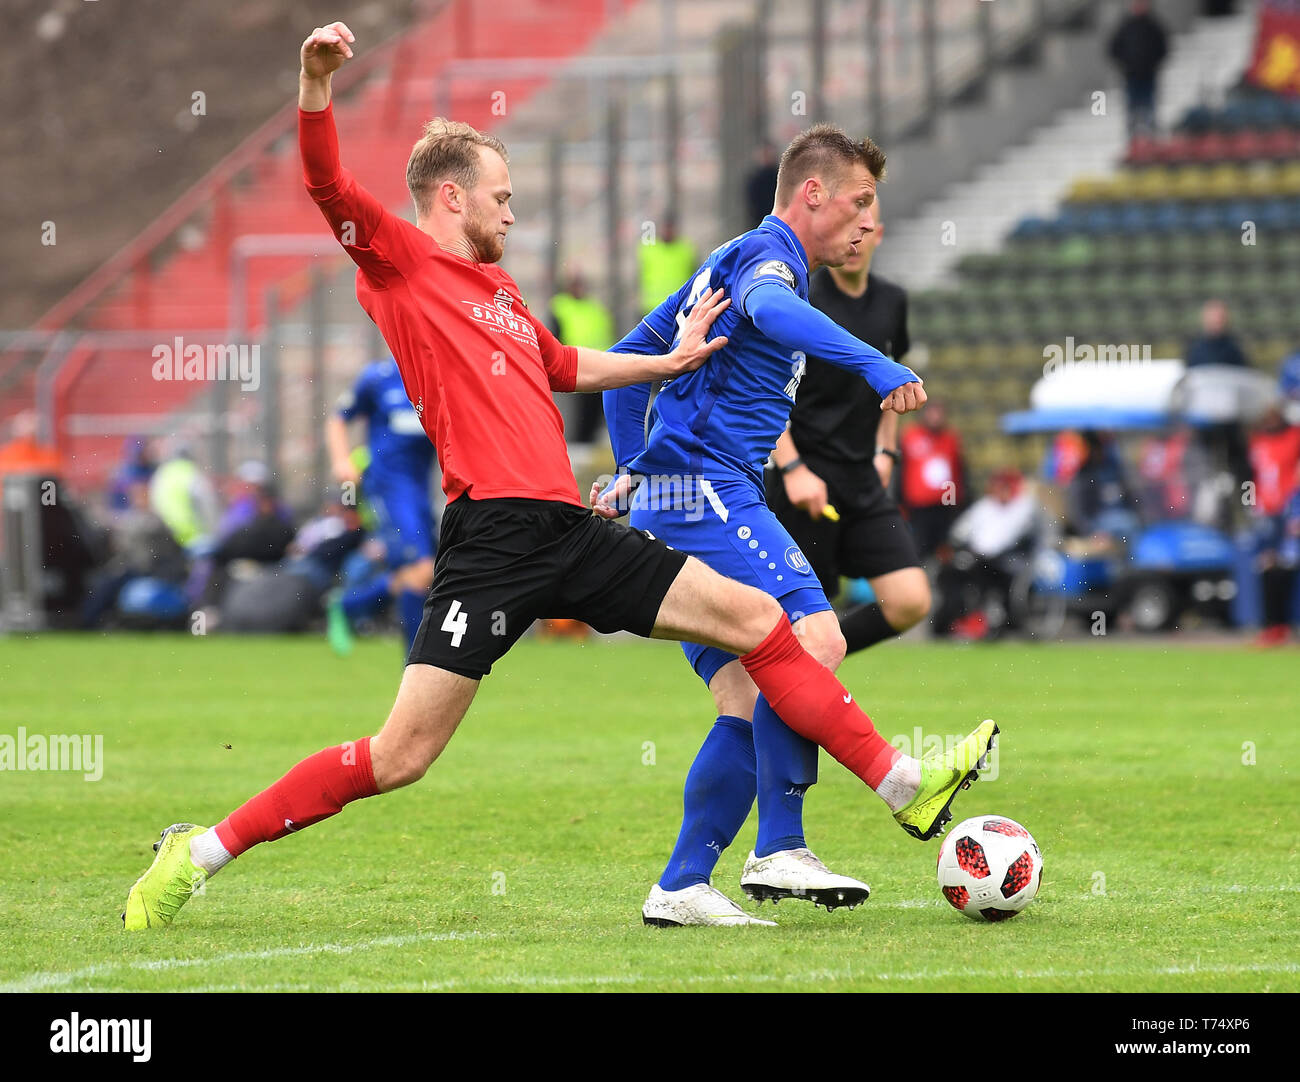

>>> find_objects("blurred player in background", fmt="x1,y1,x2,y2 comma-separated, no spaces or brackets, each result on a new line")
899,402,966,560
123,24,995,933
766,197,931,656
1248,405,1300,644
325,356,437,655
600,125,995,926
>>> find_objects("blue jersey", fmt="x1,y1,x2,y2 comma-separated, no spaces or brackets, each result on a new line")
605,215,918,496
337,358,437,485
338,358,437,565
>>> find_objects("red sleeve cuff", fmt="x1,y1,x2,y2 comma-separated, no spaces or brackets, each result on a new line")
558,346,578,393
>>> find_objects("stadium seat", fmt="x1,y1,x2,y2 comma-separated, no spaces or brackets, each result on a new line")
1160,167,1202,200
1179,104,1215,135
1067,176,1113,202
1125,135,1160,165
1227,130,1269,161
1155,133,1195,165
1191,132,1231,163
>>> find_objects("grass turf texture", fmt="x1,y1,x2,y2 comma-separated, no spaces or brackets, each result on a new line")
0,633,1296,992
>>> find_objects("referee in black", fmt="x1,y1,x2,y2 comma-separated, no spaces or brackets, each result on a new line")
766,198,931,653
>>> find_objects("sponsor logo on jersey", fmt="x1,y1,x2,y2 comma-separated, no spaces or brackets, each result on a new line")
463,290,538,347
755,259,796,289
784,546,811,574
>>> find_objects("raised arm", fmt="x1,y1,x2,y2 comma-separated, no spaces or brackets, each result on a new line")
745,281,926,414
298,23,410,279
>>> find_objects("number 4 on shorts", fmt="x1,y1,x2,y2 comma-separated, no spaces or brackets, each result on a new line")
441,600,468,647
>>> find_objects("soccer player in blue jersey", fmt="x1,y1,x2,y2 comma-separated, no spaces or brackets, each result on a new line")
326,356,437,654
597,125,996,926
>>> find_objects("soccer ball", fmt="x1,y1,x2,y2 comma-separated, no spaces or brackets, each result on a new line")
936,815,1042,922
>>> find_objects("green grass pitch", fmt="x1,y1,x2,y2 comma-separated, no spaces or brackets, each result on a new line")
0,632,1296,992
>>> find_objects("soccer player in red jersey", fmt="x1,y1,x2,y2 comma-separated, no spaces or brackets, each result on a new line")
123,22,994,929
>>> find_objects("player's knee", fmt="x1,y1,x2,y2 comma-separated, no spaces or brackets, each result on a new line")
891,581,932,631
710,664,759,720
383,750,433,790
740,591,785,649
803,624,847,671
372,738,437,791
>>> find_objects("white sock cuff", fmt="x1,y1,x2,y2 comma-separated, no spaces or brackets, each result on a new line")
190,827,234,875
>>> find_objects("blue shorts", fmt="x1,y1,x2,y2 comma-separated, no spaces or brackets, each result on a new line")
629,473,831,687
365,474,436,567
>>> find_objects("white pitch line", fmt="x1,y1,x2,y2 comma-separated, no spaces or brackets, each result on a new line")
90,960,1300,994
391,961,1300,991
0,930,490,993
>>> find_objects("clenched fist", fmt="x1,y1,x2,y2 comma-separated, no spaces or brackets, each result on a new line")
301,21,355,79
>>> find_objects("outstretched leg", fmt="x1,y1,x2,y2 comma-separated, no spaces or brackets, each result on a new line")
124,664,478,929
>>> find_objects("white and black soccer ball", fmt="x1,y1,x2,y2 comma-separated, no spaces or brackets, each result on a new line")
936,815,1042,922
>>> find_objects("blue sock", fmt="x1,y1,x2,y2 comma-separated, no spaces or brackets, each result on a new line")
752,695,818,857
341,572,391,623
658,716,756,891
398,589,425,653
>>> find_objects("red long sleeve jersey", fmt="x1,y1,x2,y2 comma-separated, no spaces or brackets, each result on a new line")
300,105,581,506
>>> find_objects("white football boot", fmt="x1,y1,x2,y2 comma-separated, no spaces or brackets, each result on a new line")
642,882,778,927
740,848,870,910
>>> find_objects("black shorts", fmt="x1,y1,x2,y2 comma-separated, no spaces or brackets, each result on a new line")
408,495,688,679
765,457,920,599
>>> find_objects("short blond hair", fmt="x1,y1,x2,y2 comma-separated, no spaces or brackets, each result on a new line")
775,124,886,207
406,118,509,216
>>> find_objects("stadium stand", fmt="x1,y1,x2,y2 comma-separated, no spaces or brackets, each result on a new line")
0,0,623,489
891,8,1299,480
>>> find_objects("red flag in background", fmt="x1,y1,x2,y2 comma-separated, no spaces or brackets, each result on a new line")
1247,2,1300,95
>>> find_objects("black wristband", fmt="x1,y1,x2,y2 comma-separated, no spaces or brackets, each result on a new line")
875,448,900,463
779,456,805,475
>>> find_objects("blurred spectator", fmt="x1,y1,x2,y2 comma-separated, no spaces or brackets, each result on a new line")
1185,300,1253,507
220,490,368,634
932,469,1038,638
1136,422,1213,520
107,437,157,510
210,463,294,565
285,489,366,593
1042,430,1089,486
0,411,61,477
149,442,219,549
899,402,966,560
1185,299,1250,369
81,479,187,628
638,216,697,318
550,271,615,447
1065,430,1140,551
188,462,294,612
214,461,292,542
1247,405,1300,643
1108,0,1169,138
744,141,780,229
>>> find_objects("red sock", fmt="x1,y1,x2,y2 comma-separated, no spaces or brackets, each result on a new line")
740,619,900,788
214,737,378,857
